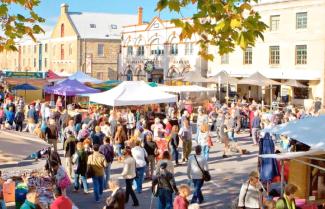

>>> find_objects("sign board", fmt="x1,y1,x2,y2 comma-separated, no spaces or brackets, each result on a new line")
5,71,45,79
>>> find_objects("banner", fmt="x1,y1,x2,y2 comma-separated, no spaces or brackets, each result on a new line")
5,71,45,79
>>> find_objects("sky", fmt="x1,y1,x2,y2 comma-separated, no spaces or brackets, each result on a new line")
8,0,196,32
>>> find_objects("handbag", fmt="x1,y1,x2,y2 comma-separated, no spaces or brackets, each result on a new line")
193,155,211,182
86,155,95,179
58,173,71,189
207,135,213,147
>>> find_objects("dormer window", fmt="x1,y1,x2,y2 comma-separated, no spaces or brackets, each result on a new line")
90,24,96,28
111,24,117,29
153,23,159,28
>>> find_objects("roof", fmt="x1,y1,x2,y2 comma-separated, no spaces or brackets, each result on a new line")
68,12,138,39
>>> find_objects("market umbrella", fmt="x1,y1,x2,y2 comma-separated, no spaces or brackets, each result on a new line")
282,79,307,88
12,83,39,99
238,72,281,108
67,71,102,84
208,71,239,101
182,71,211,83
238,72,281,86
208,70,239,84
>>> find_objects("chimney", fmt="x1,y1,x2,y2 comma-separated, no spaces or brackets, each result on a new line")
138,7,143,25
61,3,69,15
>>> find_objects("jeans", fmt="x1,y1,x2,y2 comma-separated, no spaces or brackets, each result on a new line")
146,155,155,178
252,128,260,145
125,178,139,205
15,122,23,132
116,143,123,157
135,166,146,193
191,179,204,204
92,176,104,201
0,200,7,209
228,131,237,142
157,188,173,209
171,147,179,164
74,173,88,192
201,145,209,160
104,163,111,189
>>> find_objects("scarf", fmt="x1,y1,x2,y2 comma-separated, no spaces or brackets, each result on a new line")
284,194,296,209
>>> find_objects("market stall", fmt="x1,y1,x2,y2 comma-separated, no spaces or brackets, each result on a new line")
66,71,102,84
89,81,177,106
261,116,325,208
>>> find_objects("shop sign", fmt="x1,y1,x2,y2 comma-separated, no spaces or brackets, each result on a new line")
5,71,45,79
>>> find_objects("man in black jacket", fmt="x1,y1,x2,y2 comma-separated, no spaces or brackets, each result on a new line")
104,178,125,209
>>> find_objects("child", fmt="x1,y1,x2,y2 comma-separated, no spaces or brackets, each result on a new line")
173,184,191,209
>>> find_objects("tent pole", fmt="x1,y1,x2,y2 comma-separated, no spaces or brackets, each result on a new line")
270,84,273,111
280,160,284,196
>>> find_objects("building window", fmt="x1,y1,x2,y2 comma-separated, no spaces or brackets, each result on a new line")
153,23,159,28
96,72,104,80
270,15,280,31
150,39,164,55
111,24,117,29
185,43,193,55
98,44,104,57
296,12,307,29
45,44,48,53
60,44,64,60
90,24,96,28
137,45,144,56
221,54,229,64
127,46,133,56
69,44,72,56
243,47,252,64
126,69,133,81
269,46,280,65
170,44,178,55
61,23,64,37
44,58,47,68
296,45,307,64
33,58,36,67
53,45,56,56
34,45,37,54
28,46,31,53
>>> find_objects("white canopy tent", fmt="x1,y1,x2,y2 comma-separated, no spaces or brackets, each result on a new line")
156,85,215,94
89,81,177,106
264,116,325,149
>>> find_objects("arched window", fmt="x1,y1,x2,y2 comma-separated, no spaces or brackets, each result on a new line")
170,37,178,55
150,38,164,55
61,24,64,37
126,69,133,81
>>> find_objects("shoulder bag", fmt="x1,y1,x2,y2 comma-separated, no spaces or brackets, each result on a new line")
86,155,95,179
193,155,211,182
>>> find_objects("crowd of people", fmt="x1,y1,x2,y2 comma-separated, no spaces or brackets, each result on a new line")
0,91,324,209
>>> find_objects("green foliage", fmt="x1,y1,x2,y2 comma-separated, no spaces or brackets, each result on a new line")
156,0,268,60
0,0,45,51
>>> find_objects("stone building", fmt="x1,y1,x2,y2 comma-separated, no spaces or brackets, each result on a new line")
208,0,325,105
0,3,137,80
119,8,208,83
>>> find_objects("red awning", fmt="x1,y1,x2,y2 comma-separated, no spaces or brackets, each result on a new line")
46,70,64,81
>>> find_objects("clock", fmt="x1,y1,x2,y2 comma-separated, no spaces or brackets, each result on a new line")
144,61,154,73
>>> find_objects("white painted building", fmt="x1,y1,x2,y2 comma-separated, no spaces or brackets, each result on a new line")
208,0,325,106
119,8,208,83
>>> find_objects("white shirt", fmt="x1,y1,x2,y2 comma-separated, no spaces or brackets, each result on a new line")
131,146,147,168
121,156,136,179
238,182,261,208
187,154,208,180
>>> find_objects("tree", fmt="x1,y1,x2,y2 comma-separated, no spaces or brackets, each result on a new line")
0,0,44,51
156,0,268,60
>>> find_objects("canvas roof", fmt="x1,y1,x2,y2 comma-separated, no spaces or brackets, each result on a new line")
68,12,137,39
156,85,215,93
208,70,239,84
45,79,100,96
68,71,102,84
282,79,307,88
89,81,177,106
238,72,281,86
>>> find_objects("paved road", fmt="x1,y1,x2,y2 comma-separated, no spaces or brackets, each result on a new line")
1,131,258,209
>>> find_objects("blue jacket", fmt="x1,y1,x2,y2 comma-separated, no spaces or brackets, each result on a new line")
5,110,14,123
20,200,36,209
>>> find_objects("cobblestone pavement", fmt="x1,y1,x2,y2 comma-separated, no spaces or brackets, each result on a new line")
1,131,258,209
